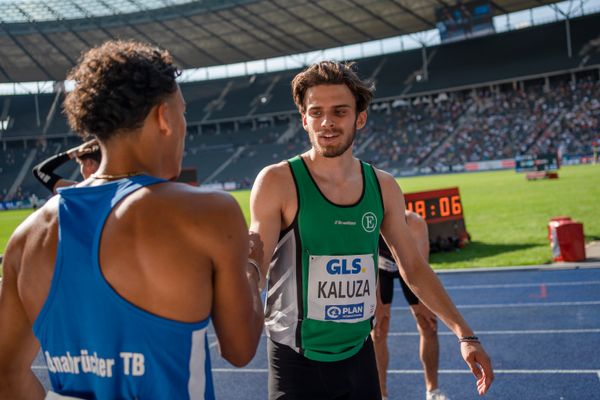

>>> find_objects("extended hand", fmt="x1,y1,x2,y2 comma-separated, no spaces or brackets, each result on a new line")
248,230,264,263
460,341,494,395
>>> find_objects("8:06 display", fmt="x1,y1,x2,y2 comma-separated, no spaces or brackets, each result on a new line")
403,187,469,251
404,187,464,224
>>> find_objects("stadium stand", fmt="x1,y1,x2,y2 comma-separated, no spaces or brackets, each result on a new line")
1,12,599,201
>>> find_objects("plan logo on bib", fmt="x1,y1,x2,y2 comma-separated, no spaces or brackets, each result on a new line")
361,212,377,233
325,303,364,320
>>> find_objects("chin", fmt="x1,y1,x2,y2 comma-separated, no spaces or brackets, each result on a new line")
318,146,351,158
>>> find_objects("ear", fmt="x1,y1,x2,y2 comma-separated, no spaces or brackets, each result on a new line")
355,110,367,130
156,102,172,136
301,113,309,132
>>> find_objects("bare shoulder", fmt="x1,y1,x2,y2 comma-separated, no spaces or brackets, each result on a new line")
124,181,243,224
252,160,295,202
372,166,403,197
254,161,294,188
7,197,59,258
3,197,60,312
372,166,397,184
105,182,247,263
371,166,408,235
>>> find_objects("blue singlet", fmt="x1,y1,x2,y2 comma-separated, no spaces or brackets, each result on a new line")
33,175,215,399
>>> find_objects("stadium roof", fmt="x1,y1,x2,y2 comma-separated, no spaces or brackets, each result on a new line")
0,0,560,84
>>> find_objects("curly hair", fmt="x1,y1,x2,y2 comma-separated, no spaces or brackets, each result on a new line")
64,40,180,141
291,61,374,114
77,149,102,163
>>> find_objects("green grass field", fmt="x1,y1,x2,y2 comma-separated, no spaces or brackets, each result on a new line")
1,164,598,273
230,164,600,269
0,209,31,258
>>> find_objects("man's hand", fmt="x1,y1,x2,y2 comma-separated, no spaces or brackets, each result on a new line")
460,341,494,395
67,139,99,159
248,231,266,290
248,230,264,262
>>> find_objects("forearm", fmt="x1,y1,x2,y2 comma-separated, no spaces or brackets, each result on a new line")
402,265,474,338
248,225,279,279
213,260,264,367
31,152,71,193
247,267,265,350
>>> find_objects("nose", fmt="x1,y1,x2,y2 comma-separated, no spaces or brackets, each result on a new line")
321,114,335,128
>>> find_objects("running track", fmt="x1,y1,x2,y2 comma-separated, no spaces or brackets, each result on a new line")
31,264,600,399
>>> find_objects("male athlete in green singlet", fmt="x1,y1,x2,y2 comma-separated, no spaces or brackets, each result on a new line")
249,61,494,400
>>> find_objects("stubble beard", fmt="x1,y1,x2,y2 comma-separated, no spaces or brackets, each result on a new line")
311,126,357,158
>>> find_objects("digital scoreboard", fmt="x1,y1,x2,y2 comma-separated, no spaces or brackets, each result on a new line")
435,1,495,43
515,153,559,172
404,187,469,252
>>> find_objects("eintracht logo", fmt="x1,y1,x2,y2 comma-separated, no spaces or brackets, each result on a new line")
361,212,377,232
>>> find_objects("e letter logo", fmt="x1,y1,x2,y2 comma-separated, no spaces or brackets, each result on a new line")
361,212,377,233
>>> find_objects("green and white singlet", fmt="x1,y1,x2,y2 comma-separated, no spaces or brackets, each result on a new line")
265,156,384,362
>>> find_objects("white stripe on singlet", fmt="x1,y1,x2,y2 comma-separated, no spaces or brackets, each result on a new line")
45,392,85,400
188,328,207,399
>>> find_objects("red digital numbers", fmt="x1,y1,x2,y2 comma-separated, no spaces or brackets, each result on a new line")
451,195,462,215
408,194,463,221
407,200,427,220
437,195,463,218
439,197,450,217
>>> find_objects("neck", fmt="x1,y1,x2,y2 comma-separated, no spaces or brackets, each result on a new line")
303,148,359,183
95,133,157,179
90,171,143,180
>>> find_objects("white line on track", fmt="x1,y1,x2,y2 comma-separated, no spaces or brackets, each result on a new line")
441,280,600,290
208,368,600,375
205,328,600,339
32,365,600,375
389,369,600,375
228,369,600,375
392,300,600,311
386,328,600,336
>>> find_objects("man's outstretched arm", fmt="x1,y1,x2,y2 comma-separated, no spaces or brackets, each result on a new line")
248,164,290,281
204,192,264,367
376,169,494,395
31,151,74,194
0,223,45,399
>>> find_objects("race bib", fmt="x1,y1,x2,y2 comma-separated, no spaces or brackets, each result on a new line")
306,254,376,323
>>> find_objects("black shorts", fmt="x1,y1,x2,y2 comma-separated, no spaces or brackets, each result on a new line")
378,269,419,306
268,337,381,400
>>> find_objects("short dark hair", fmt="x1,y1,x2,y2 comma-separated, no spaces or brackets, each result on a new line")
291,61,374,114
64,40,180,141
77,149,101,163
